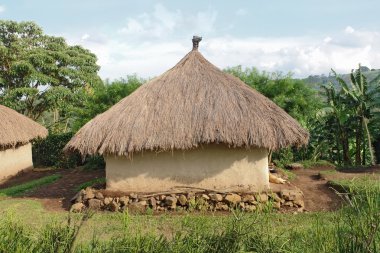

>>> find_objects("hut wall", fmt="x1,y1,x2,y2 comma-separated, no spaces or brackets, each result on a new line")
0,143,33,179
105,145,269,192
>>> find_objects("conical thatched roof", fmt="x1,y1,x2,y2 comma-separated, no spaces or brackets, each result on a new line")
66,37,309,156
0,105,48,149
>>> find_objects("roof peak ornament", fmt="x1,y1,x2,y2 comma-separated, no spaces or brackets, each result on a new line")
192,36,202,50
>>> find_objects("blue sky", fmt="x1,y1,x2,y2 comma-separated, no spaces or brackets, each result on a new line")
2,0,380,79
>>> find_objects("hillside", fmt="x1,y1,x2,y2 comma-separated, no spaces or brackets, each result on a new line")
303,67,380,88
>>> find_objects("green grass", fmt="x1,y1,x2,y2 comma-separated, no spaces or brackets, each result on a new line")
300,160,335,169
329,177,380,194
75,177,106,192
319,169,338,179
0,191,377,253
277,167,297,180
0,174,61,197
0,176,378,252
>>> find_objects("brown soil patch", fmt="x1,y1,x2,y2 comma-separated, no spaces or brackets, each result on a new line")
290,169,342,212
0,168,57,189
287,165,380,212
0,167,104,211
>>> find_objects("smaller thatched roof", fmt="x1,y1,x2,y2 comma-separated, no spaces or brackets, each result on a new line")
0,105,48,149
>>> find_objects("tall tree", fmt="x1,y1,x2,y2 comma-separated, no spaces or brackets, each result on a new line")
0,20,101,122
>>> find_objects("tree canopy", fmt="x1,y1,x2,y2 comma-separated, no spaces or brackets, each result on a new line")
0,20,101,122
70,76,143,132
225,66,322,126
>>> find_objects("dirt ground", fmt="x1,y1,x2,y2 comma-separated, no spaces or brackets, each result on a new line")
0,165,378,212
290,165,380,212
0,167,104,211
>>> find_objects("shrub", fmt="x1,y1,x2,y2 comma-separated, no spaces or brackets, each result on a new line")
83,155,105,170
32,132,81,169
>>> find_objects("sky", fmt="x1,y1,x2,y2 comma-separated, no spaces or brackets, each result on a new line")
2,0,380,79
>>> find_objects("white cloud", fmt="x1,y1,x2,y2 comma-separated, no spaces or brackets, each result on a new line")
323,36,332,43
345,26,355,34
72,28,380,79
81,33,90,40
117,3,217,39
0,5,5,13
67,4,380,80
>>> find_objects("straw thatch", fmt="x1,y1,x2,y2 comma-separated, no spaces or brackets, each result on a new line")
0,105,48,149
66,41,309,156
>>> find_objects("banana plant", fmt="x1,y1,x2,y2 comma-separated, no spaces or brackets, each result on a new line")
332,65,380,165
319,83,353,165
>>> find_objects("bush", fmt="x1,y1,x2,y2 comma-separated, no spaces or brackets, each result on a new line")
83,155,105,170
32,132,81,169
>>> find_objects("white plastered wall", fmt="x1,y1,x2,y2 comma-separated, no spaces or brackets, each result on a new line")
0,143,33,180
105,145,269,192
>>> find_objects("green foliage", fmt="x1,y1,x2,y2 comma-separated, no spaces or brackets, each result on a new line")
272,148,294,168
330,177,380,194
226,66,324,164
317,65,380,165
0,212,89,253
0,20,101,132
277,167,297,181
71,76,143,131
225,66,322,126
32,132,81,169
75,178,106,192
83,156,105,171
334,180,380,253
0,174,61,197
300,160,335,169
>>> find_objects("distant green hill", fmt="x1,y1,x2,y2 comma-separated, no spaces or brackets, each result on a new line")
302,67,380,89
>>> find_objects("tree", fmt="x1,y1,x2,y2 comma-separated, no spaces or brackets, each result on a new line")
71,76,143,131
225,66,321,127
319,83,353,165
225,66,323,163
0,20,101,123
333,65,380,165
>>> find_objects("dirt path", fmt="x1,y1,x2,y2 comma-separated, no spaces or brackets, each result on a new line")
290,169,342,212
0,168,105,212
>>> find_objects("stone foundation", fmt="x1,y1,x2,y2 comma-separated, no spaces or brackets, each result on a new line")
70,188,304,213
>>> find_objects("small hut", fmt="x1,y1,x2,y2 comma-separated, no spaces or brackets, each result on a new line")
0,105,48,179
66,37,308,192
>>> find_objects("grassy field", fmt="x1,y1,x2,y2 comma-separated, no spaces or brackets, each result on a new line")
0,177,378,253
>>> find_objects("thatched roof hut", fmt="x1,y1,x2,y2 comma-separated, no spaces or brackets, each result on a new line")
66,37,308,192
66,40,308,157
0,104,48,179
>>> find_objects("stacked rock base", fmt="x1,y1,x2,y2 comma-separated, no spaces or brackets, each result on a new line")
71,188,304,213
